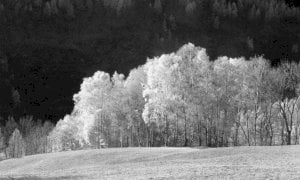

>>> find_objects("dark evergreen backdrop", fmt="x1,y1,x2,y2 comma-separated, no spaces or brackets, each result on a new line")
0,0,299,124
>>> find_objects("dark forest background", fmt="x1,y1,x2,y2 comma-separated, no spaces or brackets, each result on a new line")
0,0,299,124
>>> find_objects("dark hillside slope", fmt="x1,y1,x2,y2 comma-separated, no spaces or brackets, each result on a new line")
0,0,299,122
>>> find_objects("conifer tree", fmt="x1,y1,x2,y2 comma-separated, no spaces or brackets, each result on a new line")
0,128,5,157
50,0,59,15
33,0,43,7
292,44,299,54
213,16,220,29
153,0,162,13
44,2,51,16
4,117,18,142
72,0,83,10
7,129,25,158
185,1,196,15
86,0,93,11
231,2,238,17
249,5,256,20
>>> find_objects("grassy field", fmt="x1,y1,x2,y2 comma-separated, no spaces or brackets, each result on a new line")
0,146,300,180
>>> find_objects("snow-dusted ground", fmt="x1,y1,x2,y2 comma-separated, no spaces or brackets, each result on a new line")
0,146,300,180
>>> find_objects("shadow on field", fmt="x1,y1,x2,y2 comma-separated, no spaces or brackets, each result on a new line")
0,175,86,180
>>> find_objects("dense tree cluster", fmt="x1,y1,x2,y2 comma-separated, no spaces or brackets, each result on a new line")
212,0,300,20
142,44,300,147
0,0,298,20
0,116,54,160
0,0,135,18
1,43,300,160
48,69,147,150
47,43,300,152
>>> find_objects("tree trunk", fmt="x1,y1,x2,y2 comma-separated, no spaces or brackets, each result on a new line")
281,126,285,145
268,111,273,146
184,113,188,147
130,126,133,147
4,148,7,159
127,135,129,147
174,114,179,146
246,115,251,146
287,130,291,145
260,120,264,145
98,113,102,149
146,126,149,147
137,127,141,147
254,105,257,146
235,123,239,146
205,126,208,146
295,127,299,145
173,118,177,146
269,135,273,146
198,122,202,146
120,130,123,148
164,114,168,147
149,126,152,147
113,127,116,147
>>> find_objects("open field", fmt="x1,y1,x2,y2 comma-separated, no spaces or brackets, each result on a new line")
0,146,300,180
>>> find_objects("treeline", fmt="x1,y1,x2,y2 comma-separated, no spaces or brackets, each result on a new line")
47,43,300,152
212,0,300,20
0,116,54,160
48,69,148,151
1,43,300,160
1,0,299,20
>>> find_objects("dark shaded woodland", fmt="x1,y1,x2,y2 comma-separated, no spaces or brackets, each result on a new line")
0,0,299,123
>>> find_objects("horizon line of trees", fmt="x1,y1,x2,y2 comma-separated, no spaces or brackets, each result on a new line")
48,43,300,152
0,0,299,20
1,43,300,161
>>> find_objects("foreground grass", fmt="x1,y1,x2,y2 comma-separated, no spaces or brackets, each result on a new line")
0,146,300,180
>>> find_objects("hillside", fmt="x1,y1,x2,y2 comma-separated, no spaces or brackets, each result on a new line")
0,0,299,122
0,146,300,179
